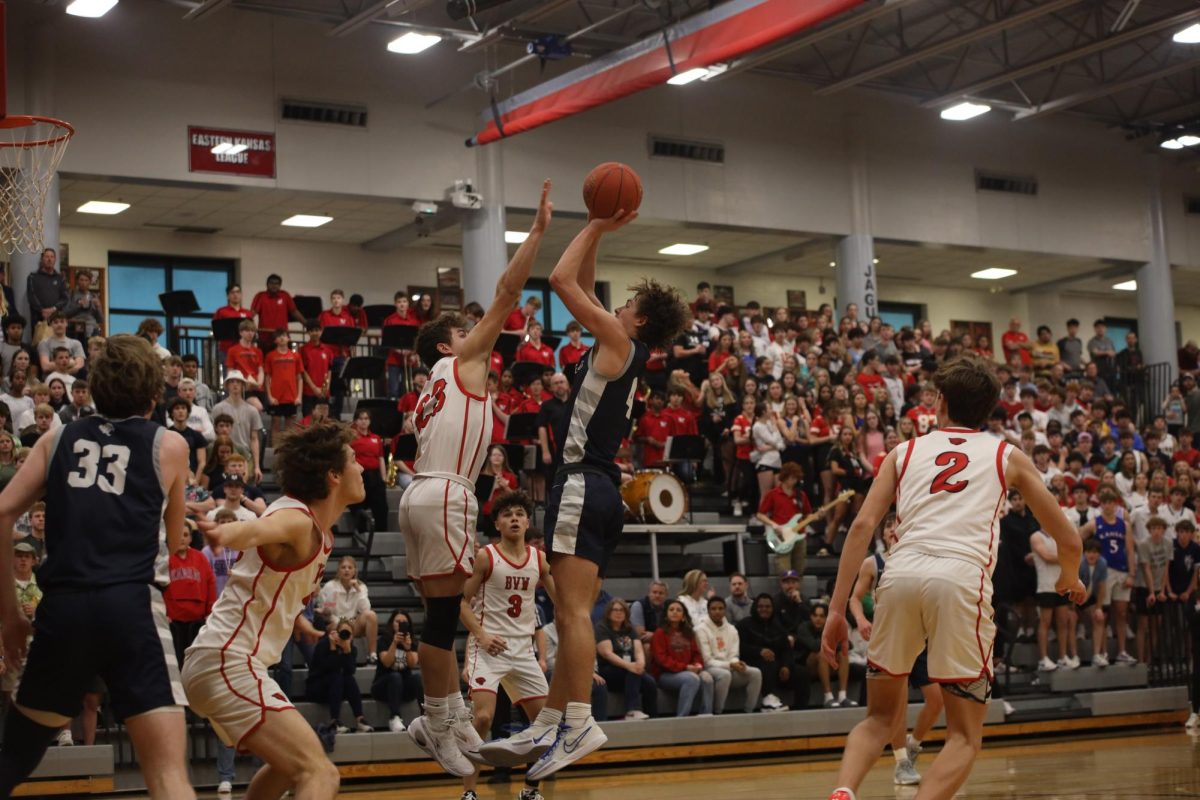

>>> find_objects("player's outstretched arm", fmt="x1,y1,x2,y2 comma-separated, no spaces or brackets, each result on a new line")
202,508,313,553
823,448,899,667
1008,448,1085,603
159,430,190,557
459,180,553,366
0,433,52,661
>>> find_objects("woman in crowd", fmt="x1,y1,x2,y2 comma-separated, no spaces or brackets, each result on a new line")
752,401,785,502
199,435,235,491
0,431,18,492
349,408,388,532
372,611,422,733
677,570,711,625
478,445,519,536
46,378,67,413
708,331,738,378
824,426,867,555
594,598,656,720
730,393,758,515
650,600,714,717
701,372,737,486
858,410,886,474
779,395,810,472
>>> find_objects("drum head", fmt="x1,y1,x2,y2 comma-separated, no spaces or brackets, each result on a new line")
646,473,686,524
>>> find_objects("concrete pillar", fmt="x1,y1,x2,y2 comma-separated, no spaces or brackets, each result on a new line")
461,142,507,308
836,115,877,320
1138,155,1175,381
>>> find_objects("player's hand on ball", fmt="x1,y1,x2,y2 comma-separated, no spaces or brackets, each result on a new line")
1056,575,1087,605
822,610,849,669
531,179,553,234
587,209,638,233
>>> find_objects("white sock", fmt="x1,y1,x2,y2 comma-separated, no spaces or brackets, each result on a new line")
893,747,908,763
564,701,591,727
837,690,847,702
910,736,921,748
448,693,466,715
533,707,563,729
425,695,449,723
823,692,834,702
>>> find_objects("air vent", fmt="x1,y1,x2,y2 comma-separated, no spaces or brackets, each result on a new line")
1185,195,1200,215
975,170,1037,196
649,135,724,164
280,98,368,128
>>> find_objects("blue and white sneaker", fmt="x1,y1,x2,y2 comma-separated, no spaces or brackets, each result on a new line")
525,717,607,781
477,722,561,768
407,715,476,778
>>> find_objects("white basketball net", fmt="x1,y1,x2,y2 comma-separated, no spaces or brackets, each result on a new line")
0,117,73,255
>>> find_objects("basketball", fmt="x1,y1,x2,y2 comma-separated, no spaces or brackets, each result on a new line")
582,161,643,219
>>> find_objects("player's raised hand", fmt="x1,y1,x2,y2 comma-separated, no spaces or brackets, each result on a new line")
531,179,553,234
821,609,849,669
587,209,638,234
1056,574,1087,605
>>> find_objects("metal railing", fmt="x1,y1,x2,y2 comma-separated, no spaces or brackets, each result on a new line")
1148,600,1193,689
1122,361,1173,428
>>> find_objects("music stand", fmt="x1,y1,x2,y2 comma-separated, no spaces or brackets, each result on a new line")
392,434,417,462
212,317,243,344
356,398,402,439
321,327,363,349
160,290,199,317
342,356,384,381
381,325,418,350
541,335,561,352
364,304,393,328
664,435,705,463
495,332,520,366
505,412,539,441
474,473,496,509
502,443,528,473
293,295,323,321
511,361,547,388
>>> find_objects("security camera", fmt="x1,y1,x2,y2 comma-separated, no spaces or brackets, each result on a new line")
411,200,439,215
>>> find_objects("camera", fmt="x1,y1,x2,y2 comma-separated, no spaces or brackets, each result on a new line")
398,621,412,635
338,628,352,641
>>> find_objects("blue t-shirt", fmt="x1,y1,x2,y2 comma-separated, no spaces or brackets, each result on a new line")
1095,515,1129,573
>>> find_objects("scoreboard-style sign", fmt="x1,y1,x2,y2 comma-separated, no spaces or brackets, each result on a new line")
188,126,276,178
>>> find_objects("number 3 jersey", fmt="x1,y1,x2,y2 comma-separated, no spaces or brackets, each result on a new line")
42,416,169,591
411,356,492,484
890,428,1014,575
469,543,543,654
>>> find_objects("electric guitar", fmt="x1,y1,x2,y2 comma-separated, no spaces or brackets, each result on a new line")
764,490,856,554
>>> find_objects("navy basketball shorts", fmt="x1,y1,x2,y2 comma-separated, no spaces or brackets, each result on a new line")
543,471,625,577
908,649,932,690
18,583,185,721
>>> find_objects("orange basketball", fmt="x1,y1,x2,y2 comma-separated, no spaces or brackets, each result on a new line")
583,162,643,219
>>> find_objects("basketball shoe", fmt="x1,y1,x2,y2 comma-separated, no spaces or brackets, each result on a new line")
828,789,857,800
525,717,607,780
477,721,561,767
407,715,475,777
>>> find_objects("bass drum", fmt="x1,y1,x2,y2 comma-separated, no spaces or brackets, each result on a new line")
621,470,687,524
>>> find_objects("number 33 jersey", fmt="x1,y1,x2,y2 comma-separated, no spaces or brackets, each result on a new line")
42,416,170,591
890,428,1014,574
411,356,493,483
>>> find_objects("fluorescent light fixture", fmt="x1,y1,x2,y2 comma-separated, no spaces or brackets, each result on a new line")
387,32,441,54
281,214,333,228
65,0,118,18
76,200,129,215
1173,23,1200,43
940,101,991,121
1162,138,1186,150
1113,280,1138,291
667,68,709,86
1179,135,1200,147
658,243,709,256
971,267,1017,280
505,231,529,244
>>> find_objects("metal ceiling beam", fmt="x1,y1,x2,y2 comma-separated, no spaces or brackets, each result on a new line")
814,0,1085,96
1009,263,1141,294
1013,56,1200,120
920,7,1200,109
328,0,406,37
183,0,234,20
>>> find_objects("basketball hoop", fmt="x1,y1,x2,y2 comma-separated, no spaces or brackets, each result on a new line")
0,115,73,255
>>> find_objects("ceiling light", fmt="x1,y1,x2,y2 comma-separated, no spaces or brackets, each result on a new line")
667,68,709,86
829,261,837,268
77,200,129,215
411,294,421,301
1113,280,1137,291
505,231,529,244
1162,139,1185,150
65,0,118,17
658,243,709,256
387,32,441,54
940,101,991,121
872,258,879,264
1173,23,1200,44
971,267,1017,280
281,214,333,228
1179,135,1200,147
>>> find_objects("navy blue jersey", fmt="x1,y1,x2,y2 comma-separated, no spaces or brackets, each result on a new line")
41,416,167,591
554,338,649,482
1095,514,1129,573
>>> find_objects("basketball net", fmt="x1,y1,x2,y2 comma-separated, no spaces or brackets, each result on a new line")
0,115,73,255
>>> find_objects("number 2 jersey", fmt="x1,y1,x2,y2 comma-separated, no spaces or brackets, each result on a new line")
411,356,493,484
41,415,170,591
890,428,1014,574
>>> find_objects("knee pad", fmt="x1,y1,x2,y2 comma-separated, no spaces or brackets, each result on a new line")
422,595,462,651
0,709,60,790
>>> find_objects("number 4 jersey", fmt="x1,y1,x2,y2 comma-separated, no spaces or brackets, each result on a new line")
411,356,493,482
890,428,1014,575
42,416,171,591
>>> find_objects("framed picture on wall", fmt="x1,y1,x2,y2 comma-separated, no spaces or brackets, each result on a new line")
439,288,463,311
64,265,107,336
713,284,735,307
437,267,461,289
786,290,807,310
950,320,993,350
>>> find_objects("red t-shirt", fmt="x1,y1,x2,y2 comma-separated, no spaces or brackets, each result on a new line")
664,407,698,437
213,305,254,353
382,311,421,367
504,309,528,331
516,342,555,366
998,398,1023,420
906,405,939,435
1001,331,1031,366
638,410,673,465
559,342,589,369
250,290,298,332
318,308,357,357
856,371,885,394
482,470,520,517
489,351,505,377
1174,448,1200,469
264,348,303,404
708,350,734,375
808,413,831,443
646,348,667,373
732,413,754,460
397,389,422,415
758,486,811,525
298,342,336,397
351,432,385,471
226,343,263,383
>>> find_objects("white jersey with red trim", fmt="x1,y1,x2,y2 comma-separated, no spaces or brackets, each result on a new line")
189,496,332,667
412,356,493,483
890,428,1013,573
470,543,541,652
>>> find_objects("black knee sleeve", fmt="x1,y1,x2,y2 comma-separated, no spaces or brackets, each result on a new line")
0,708,60,794
422,595,462,651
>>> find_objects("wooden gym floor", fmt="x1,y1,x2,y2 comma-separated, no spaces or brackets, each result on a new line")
213,730,1197,799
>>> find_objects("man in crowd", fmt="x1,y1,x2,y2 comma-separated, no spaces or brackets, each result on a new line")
26,248,67,325
211,372,263,485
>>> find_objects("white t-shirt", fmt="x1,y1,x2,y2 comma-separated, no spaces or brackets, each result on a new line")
206,504,258,523
1031,532,1061,594
44,371,75,392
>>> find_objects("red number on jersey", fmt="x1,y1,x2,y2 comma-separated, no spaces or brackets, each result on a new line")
506,594,523,618
930,451,970,494
414,379,448,432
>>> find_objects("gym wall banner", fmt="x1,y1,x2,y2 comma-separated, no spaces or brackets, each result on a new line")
188,127,276,178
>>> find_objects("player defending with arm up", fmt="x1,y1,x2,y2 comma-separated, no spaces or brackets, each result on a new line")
400,181,552,779
479,209,690,779
821,354,1085,800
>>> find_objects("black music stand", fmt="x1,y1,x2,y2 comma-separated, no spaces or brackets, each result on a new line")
502,443,529,473
212,317,243,344
160,290,200,317
495,332,520,366
342,356,384,381
364,304,393,328
474,473,496,509
541,335,561,352
293,295,323,321
664,435,705,463
392,434,417,462
381,325,418,350
357,398,402,439
511,361,547,388
505,412,539,441
321,327,363,350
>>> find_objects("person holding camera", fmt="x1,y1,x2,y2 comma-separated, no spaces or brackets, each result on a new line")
319,555,379,663
307,619,373,735
372,611,422,733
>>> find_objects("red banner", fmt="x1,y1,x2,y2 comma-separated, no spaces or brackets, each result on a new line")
188,126,276,178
